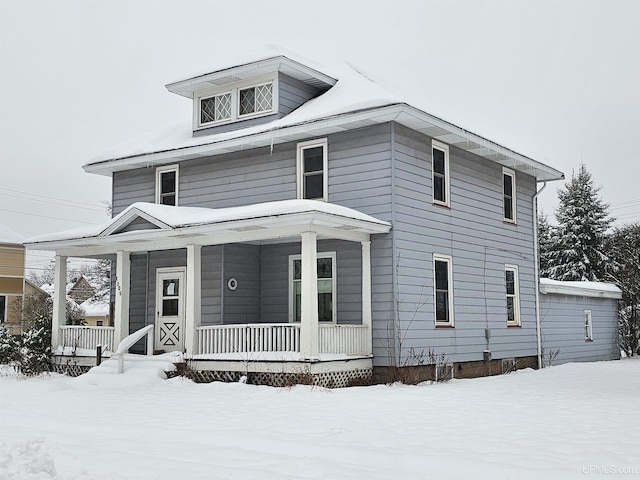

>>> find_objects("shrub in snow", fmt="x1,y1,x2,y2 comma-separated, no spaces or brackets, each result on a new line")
15,316,52,376
0,327,20,364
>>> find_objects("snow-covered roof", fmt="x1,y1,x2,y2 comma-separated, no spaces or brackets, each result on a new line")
83,51,564,182
166,48,337,98
539,278,622,299
79,297,109,317
24,200,391,254
0,221,24,245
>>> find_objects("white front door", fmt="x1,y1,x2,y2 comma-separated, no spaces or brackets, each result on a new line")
155,267,186,352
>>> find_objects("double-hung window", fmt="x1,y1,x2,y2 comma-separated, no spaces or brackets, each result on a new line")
156,165,179,206
432,140,450,206
433,254,454,326
297,139,328,201
289,252,336,323
505,265,521,326
584,310,593,341
503,168,516,223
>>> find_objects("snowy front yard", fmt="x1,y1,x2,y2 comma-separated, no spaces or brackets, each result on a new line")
1,360,639,480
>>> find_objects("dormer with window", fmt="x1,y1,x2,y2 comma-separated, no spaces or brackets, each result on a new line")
165,55,336,136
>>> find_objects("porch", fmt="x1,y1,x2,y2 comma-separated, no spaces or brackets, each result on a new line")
55,322,370,359
33,200,391,383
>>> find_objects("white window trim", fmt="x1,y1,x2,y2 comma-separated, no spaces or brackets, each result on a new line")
155,164,179,206
193,73,278,130
198,90,233,127
432,140,450,207
505,264,521,326
296,138,329,202
288,251,337,324
503,167,517,223
433,254,454,326
237,81,275,120
584,309,593,341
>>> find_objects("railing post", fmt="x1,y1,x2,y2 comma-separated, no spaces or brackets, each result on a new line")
147,325,154,356
362,240,373,356
52,255,67,354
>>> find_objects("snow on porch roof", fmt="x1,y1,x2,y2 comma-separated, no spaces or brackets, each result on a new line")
84,54,564,183
539,278,622,299
24,200,391,253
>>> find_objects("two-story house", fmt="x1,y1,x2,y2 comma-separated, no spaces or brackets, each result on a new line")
26,51,571,385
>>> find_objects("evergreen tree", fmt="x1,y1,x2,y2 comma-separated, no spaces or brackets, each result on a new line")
606,222,640,356
537,211,556,277
547,164,613,281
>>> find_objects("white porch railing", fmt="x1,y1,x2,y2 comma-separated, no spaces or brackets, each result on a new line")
60,326,115,354
197,323,370,356
198,323,301,355
319,324,369,355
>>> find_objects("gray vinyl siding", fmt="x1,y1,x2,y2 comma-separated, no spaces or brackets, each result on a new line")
112,119,547,368
389,123,538,365
540,293,620,365
222,244,260,324
119,217,160,233
278,73,321,116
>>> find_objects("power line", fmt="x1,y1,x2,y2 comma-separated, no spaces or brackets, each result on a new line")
0,208,101,225
0,187,107,210
0,192,106,212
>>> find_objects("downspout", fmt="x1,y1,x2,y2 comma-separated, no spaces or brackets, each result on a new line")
390,123,400,367
533,181,547,369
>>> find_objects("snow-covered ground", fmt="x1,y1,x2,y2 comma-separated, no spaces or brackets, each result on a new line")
1,359,639,480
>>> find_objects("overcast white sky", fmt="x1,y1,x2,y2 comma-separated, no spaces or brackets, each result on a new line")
1,0,639,273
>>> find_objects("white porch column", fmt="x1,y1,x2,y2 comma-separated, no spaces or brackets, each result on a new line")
51,255,67,353
114,250,130,350
185,244,202,357
299,231,319,360
361,240,373,355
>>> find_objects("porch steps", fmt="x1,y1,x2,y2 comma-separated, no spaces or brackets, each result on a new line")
77,352,184,381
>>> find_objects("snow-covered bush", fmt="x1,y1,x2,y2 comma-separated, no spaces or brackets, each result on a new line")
0,327,20,364
16,316,52,375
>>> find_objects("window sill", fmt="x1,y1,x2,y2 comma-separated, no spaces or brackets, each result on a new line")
503,219,517,226
585,338,594,343
435,324,454,328
432,202,451,210
507,323,521,328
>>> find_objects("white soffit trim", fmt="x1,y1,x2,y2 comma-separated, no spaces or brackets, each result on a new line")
539,278,622,299
165,56,337,98
84,104,564,182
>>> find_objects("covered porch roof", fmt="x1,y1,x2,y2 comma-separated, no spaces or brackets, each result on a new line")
25,200,391,256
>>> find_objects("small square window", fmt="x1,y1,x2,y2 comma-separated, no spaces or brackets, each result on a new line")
200,92,231,125
239,83,273,116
